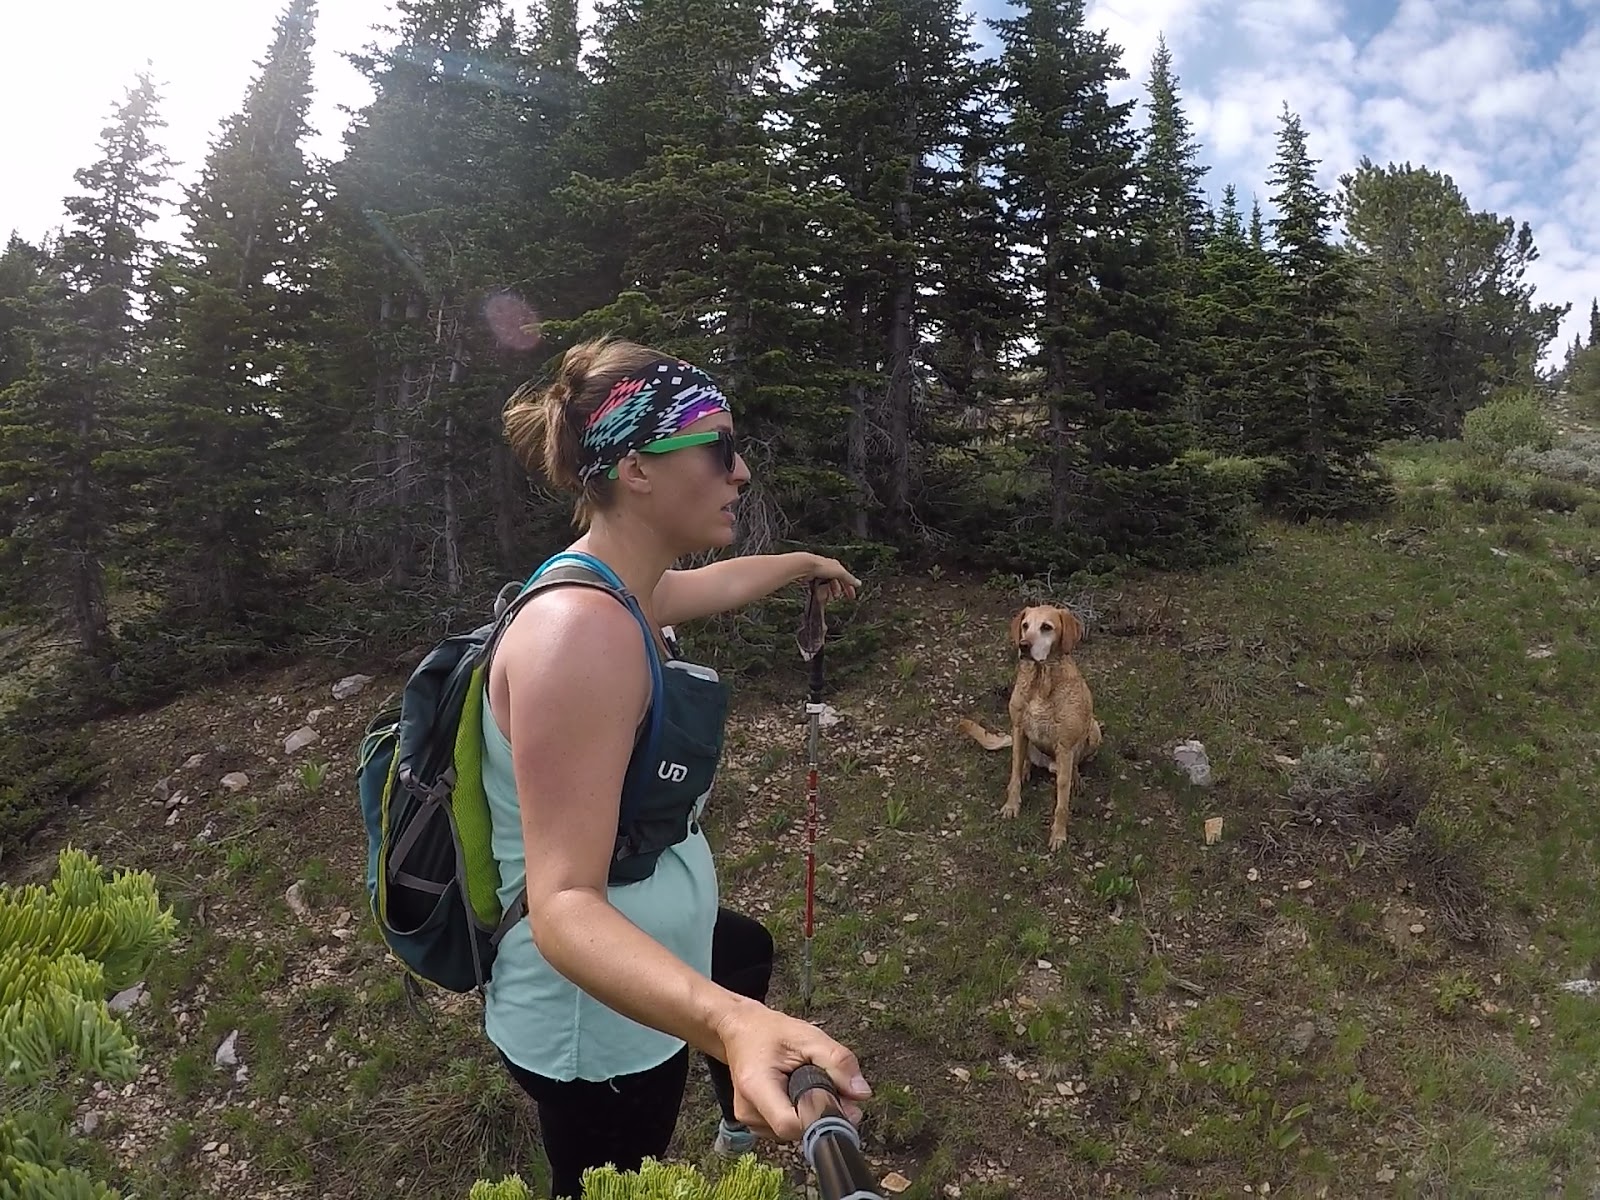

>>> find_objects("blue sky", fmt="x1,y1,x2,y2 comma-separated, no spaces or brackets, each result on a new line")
1049,0,1600,359
3,0,1595,362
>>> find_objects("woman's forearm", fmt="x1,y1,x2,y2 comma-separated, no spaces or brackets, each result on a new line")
696,552,813,611
529,886,751,1061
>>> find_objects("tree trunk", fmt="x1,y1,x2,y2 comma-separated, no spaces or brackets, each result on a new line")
491,443,526,574
442,326,465,595
845,279,871,540
1042,211,1072,532
885,143,916,529
886,273,914,529
391,291,424,585
70,391,109,658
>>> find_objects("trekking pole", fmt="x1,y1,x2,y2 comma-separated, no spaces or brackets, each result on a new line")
789,1064,885,1200
797,581,828,1016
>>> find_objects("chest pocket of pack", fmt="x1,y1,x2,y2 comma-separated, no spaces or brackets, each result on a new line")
610,662,729,886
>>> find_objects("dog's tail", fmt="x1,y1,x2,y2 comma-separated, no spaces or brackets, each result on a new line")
958,717,1012,752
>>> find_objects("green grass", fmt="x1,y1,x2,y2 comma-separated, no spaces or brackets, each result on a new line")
21,433,1600,1198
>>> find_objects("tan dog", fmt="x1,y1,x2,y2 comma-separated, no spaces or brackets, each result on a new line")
960,605,1102,851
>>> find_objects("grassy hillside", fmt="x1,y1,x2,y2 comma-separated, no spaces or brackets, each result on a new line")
8,424,1600,1199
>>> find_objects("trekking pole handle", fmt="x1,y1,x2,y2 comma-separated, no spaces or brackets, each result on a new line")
788,1066,884,1200
808,645,825,706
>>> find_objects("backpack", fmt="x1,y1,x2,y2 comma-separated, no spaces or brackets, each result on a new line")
357,551,666,994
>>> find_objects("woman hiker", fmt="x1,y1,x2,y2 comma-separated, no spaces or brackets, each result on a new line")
485,336,870,1198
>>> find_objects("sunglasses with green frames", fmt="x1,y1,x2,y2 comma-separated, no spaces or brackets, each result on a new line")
606,429,739,479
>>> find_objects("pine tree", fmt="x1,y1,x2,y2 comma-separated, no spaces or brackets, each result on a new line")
1590,298,1599,348
1260,106,1384,516
1338,157,1566,437
0,236,48,394
328,0,559,588
920,76,1022,493
792,0,993,540
1248,199,1266,252
558,0,855,549
0,76,171,656
987,0,1236,572
1192,184,1278,456
139,0,322,623
1141,34,1208,260
0,237,53,624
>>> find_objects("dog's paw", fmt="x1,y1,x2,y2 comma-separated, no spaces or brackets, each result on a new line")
1048,826,1069,852
1000,797,1021,820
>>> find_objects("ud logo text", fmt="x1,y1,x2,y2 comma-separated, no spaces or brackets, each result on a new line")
658,761,689,783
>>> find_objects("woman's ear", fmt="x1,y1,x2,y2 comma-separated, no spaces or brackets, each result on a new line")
1055,607,1084,653
612,450,653,495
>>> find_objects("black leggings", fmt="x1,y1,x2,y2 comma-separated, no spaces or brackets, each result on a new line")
499,908,775,1199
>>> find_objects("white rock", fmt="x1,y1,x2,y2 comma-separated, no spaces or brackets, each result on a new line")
214,1029,240,1068
1172,739,1213,786
333,674,374,701
284,726,320,755
108,983,147,1014
221,772,250,793
285,881,311,921
305,707,330,726
183,753,208,771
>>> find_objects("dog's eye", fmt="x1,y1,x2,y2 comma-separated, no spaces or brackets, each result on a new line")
1041,623,1053,633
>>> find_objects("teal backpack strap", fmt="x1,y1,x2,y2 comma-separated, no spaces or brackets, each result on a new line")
521,551,667,782
486,550,668,951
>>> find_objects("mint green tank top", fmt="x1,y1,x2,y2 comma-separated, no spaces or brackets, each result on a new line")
480,659,724,1082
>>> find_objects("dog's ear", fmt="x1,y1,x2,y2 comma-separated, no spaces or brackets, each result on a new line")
1055,607,1084,653
1009,608,1025,647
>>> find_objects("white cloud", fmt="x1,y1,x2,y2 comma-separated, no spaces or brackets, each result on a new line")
1236,0,1343,48
1102,0,1600,363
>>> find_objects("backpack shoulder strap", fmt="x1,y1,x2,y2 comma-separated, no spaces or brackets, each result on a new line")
486,551,670,950
489,551,667,817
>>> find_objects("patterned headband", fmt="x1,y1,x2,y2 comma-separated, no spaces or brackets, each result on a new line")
577,359,732,486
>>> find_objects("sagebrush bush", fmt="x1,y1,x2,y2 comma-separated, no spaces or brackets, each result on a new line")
1526,477,1589,513
1506,434,1600,486
1461,390,1556,463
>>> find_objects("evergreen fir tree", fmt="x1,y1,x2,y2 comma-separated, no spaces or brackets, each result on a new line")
559,0,856,548
1260,106,1384,516
1338,157,1566,437
1590,298,1599,349
328,0,557,587
791,0,993,539
1192,184,1278,457
139,0,322,622
988,0,1236,571
0,76,171,655
1141,34,1208,260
